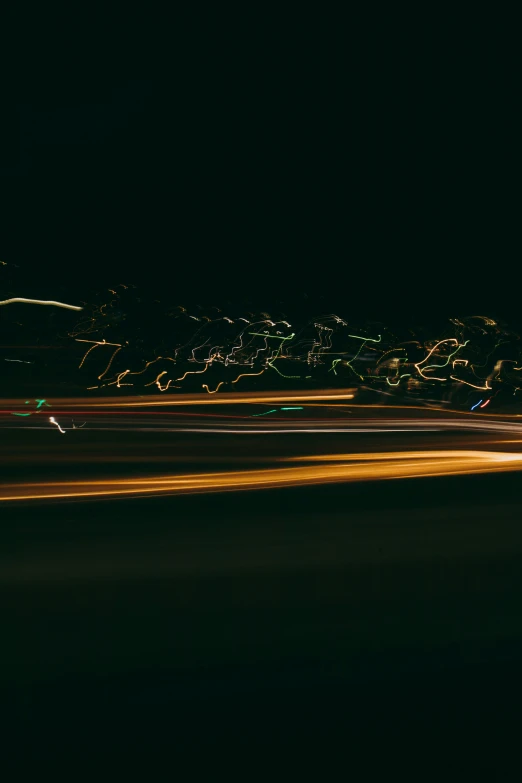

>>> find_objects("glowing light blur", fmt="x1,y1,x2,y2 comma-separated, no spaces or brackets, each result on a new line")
0,297,82,310
1,449,522,503
2,389,356,409
64,300,522,404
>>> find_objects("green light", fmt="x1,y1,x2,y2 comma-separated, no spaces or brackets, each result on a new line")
251,409,277,416
266,332,310,378
387,373,411,386
421,340,469,375
348,333,381,343
345,340,367,380
280,407,303,410
268,362,306,379
11,398,51,416
249,332,295,340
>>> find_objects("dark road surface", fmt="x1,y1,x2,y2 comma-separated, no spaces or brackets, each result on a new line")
2,409,522,775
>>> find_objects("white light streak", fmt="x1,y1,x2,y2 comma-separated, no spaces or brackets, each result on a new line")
0,298,82,311
49,417,66,434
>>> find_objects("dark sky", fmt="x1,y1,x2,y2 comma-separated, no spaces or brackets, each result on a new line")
1,32,519,325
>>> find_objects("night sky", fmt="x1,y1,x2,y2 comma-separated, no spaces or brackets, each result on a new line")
1,32,519,325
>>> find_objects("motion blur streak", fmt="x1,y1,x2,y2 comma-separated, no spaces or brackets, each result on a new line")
2,449,522,502
8,389,356,408
5,415,522,436
0,297,83,310
5,397,522,419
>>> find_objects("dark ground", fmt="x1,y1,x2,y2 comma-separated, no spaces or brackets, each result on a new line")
2,467,522,777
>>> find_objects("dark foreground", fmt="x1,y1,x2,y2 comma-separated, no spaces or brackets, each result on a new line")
2,472,522,777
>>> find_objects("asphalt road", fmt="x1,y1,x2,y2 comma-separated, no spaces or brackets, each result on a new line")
2,406,522,775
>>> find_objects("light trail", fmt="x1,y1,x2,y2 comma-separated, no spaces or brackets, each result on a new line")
1,449,522,502
0,297,83,311
49,416,66,434
4,411,522,435
0,426,442,434
0,389,357,409
18,400,522,419
62,301,522,400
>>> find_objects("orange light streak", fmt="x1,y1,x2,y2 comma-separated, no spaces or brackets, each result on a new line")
175,364,209,382
202,382,225,394
231,369,266,384
145,371,180,392
76,339,123,369
2,449,522,502
449,376,492,390
98,346,122,380
24,389,356,408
